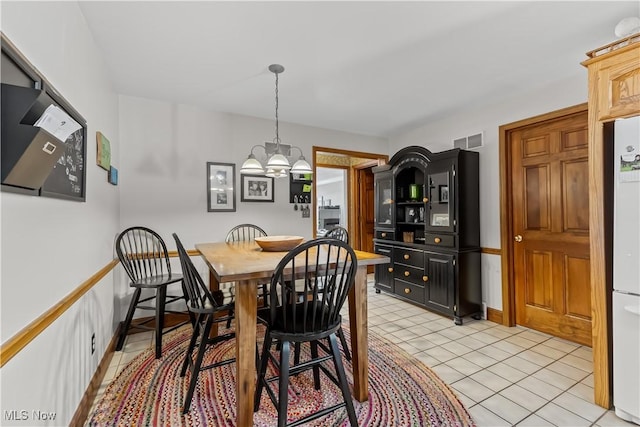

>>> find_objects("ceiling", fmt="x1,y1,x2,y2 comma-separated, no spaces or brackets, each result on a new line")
78,1,638,138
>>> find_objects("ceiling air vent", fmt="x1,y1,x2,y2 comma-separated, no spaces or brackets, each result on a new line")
452,132,483,150
467,132,483,149
453,137,467,150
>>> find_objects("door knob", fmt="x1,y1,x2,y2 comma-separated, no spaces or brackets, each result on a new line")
514,234,523,242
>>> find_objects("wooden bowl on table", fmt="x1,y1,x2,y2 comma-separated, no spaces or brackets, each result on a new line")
254,236,304,252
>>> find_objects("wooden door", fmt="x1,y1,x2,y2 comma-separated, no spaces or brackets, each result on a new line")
510,111,592,346
357,167,375,253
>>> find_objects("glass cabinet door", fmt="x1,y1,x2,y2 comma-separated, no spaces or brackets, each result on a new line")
426,170,453,231
375,172,394,227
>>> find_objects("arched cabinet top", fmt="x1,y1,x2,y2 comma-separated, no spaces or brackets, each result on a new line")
389,146,462,165
373,146,462,175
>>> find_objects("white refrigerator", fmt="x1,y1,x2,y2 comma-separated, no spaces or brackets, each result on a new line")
613,116,640,425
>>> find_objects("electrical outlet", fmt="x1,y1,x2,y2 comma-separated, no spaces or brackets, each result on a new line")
91,333,96,355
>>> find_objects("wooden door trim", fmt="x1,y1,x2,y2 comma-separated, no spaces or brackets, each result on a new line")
498,103,588,327
351,168,361,248
353,159,381,170
313,146,389,161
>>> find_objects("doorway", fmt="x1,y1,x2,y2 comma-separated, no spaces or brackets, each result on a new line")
316,166,349,234
499,104,592,346
312,147,388,256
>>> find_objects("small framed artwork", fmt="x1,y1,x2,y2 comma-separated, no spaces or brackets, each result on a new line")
207,162,236,212
432,213,450,226
96,131,111,170
439,185,449,203
241,174,274,202
108,166,118,185
405,206,418,223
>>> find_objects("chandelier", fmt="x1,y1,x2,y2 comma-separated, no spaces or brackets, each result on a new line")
240,64,312,178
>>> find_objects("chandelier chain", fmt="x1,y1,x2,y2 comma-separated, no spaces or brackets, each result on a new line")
274,71,280,145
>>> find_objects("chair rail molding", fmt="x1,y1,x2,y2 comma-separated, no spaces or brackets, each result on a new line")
0,250,199,367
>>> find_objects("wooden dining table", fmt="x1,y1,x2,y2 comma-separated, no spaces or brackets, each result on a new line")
195,240,390,427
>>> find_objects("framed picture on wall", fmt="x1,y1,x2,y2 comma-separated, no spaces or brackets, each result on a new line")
432,213,450,226
108,166,118,185
241,174,274,202
96,131,111,170
439,185,449,203
207,162,236,212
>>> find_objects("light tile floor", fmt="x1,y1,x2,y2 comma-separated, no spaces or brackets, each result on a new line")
88,277,636,426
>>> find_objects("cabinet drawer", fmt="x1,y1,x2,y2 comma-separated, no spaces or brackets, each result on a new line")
393,248,424,268
375,230,395,241
394,279,425,304
394,264,427,284
374,244,393,257
424,233,455,248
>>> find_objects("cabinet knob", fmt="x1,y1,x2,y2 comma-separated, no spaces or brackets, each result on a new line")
404,288,411,294
381,232,387,238
389,199,394,204
423,197,429,203
404,271,410,277
423,275,429,282
434,237,441,243
403,254,410,260
388,267,394,273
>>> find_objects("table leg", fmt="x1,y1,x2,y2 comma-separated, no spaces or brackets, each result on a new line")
209,270,220,338
236,279,258,427
348,266,369,401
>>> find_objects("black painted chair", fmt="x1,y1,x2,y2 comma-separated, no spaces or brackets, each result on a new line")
225,224,270,309
326,226,349,243
115,226,190,359
324,226,352,361
255,238,359,427
226,223,267,242
173,233,236,414
290,227,352,362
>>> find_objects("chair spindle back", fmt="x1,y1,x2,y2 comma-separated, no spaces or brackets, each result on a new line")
115,227,172,283
326,226,349,244
173,233,219,312
268,238,357,335
225,224,267,242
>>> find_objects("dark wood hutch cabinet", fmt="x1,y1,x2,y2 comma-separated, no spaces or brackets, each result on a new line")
373,146,481,324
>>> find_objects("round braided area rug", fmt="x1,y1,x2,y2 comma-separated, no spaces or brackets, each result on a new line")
89,325,474,426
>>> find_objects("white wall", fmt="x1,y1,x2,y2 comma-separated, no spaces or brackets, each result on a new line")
389,74,589,310
0,2,120,425
116,95,387,312
118,95,387,245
